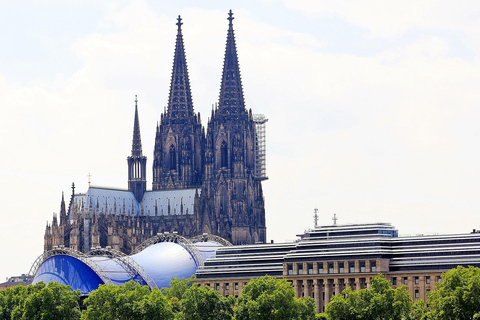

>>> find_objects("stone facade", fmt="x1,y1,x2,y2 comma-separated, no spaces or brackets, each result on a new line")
194,258,442,313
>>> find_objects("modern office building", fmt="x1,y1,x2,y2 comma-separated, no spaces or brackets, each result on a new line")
194,222,480,312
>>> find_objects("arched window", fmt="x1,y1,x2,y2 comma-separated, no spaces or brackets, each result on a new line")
221,141,228,168
169,145,176,171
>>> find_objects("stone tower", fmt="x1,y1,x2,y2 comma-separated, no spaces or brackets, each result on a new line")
201,10,266,245
127,96,147,202
152,16,204,191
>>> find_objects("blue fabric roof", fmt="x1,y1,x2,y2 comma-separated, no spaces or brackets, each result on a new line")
33,239,221,295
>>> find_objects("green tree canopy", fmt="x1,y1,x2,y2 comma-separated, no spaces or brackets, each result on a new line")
235,275,316,320
81,280,173,320
326,275,413,320
428,266,480,320
0,282,80,320
179,284,234,320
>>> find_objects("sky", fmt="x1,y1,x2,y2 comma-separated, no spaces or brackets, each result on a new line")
1,0,480,281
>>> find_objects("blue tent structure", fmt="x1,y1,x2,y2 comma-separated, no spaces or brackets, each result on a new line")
30,233,229,295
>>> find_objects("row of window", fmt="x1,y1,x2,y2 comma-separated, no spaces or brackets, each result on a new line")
287,261,377,275
207,282,246,292
391,275,441,286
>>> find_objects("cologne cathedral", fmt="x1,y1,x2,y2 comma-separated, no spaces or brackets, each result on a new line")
44,11,267,254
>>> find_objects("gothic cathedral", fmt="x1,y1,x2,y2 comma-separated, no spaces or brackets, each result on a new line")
44,11,267,254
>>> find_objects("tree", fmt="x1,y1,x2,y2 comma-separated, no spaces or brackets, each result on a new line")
326,275,413,320
0,282,81,320
234,275,316,320
163,276,193,313
408,299,428,320
81,281,173,320
179,285,234,320
428,266,480,320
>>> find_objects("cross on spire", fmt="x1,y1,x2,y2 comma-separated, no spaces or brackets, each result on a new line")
176,15,183,31
228,9,234,25
87,172,92,188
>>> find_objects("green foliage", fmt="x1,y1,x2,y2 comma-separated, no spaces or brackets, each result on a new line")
163,276,193,301
428,266,480,320
0,282,80,320
163,276,193,313
179,284,234,320
82,280,173,320
235,275,316,320
408,299,428,320
326,275,413,320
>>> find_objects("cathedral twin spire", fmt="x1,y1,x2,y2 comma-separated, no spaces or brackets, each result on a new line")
218,10,246,114
167,15,195,121
167,10,245,120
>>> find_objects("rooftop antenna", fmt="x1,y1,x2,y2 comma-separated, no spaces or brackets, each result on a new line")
332,213,338,226
87,172,92,188
313,208,319,227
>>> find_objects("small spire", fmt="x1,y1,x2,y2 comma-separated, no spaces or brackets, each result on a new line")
87,172,92,188
131,95,143,157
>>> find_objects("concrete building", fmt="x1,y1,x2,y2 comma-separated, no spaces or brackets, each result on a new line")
194,222,480,312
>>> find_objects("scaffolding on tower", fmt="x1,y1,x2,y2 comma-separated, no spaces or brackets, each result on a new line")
253,114,268,180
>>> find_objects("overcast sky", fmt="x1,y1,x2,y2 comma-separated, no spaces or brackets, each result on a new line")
1,0,480,281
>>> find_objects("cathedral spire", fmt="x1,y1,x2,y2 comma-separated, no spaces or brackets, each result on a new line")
218,10,245,113
131,95,143,157
128,95,147,202
167,15,194,120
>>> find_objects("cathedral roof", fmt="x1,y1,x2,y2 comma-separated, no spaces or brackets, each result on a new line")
71,186,199,217
166,15,195,121
218,10,246,114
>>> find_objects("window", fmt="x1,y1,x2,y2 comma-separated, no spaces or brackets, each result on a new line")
437,276,442,283
234,283,239,290
370,261,376,272
392,277,397,285
221,141,228,167
349,262,355,273
415,276,419,285
360,261,366,273
206,283,210,287
339,262,344,273
215,283,220,291
308,263,313,275
225,283,229,290
318,265,324,274
169,145,176,170
426,276,430,284
328,263,334,274
298,264,304,275
415,290,419,299
287,264,293,275
403,277,408,285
